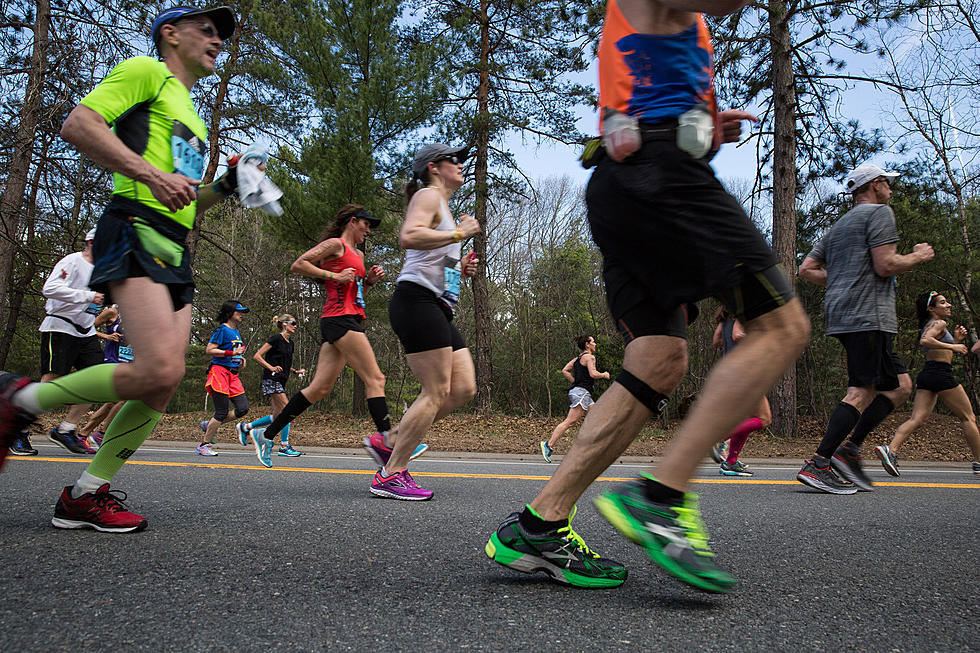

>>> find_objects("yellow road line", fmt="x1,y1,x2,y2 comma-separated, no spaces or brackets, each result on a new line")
9,456,980,489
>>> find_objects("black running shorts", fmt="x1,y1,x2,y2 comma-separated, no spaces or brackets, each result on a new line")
389,281,466,354
915,360,959,393
40,332,103,376
585,136,794,340
319,315,364,344
834,331,907,391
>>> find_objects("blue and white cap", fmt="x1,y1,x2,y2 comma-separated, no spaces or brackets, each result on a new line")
151,6,236,48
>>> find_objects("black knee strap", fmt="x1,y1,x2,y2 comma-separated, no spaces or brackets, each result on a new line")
615,370,669,414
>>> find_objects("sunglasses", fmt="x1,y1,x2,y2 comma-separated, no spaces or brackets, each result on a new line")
284,320,297,326
433,155,461,165
178,20,219,39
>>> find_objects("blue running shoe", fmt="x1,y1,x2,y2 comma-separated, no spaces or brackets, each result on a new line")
540,441,553,463
278,445,302,457
199,420,209,433
235,422,249,447
250,427,273,468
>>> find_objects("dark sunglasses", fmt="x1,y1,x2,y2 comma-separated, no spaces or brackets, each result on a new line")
433,155,461,165
284,320,297,326
178,20,219,39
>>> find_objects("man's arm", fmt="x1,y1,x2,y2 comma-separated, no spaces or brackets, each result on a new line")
61,104,199,213
42,256,98,304
798,256,827,286
870,242,934,277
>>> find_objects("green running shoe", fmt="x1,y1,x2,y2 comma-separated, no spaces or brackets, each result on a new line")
593,478,736,593
485,507,627,588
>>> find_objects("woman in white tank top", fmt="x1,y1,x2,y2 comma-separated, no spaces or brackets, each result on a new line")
373,143,481,501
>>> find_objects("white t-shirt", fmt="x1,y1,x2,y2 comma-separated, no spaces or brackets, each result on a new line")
38,251,98,337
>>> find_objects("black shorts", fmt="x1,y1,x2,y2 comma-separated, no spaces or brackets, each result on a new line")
915,360,959,393
389,281,466,354
585,136,794,340
40,331,103,376
89,196,195,311
834,331,908,391
320,315,364,344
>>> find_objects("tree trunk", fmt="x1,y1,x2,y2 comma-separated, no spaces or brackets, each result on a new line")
0,0,50,325
470,0,494,412
768,0,798,437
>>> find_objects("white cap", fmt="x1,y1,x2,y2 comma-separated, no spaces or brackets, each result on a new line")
84,228,96,242
844,163,898,194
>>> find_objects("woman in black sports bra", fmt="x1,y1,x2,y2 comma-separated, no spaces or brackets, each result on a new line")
876,291,980,476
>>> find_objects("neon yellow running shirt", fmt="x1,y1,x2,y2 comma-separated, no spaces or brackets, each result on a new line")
80,56,207,229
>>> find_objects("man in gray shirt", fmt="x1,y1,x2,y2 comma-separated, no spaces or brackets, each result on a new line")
797,163,934,493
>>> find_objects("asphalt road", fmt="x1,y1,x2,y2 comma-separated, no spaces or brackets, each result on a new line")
1,442,977,652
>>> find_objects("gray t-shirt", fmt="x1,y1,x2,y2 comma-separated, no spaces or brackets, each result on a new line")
807,203,899,334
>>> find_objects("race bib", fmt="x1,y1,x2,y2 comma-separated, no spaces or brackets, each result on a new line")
355,277,366,309
171,120,205,179
442,257,461,306
118,346,134,363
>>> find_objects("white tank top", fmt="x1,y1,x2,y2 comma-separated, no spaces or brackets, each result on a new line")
397,187,463,306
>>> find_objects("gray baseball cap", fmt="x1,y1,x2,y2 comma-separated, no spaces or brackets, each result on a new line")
411,143,469,178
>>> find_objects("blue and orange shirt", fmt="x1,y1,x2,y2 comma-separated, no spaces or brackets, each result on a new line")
598,0,718,129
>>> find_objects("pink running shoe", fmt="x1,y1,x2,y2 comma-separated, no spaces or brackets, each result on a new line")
362,433,429,467
370,469,433,501
77,435,97,454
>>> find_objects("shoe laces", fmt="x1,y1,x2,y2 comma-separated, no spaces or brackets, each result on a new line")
557,505,599,559
91,488,132,513
674,494,713,555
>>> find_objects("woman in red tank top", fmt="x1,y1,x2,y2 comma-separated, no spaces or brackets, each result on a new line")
242,204,425,468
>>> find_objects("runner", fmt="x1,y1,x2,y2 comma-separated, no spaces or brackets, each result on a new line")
540,335,609,463
235,312,306,457
0,5,239,533
797,163,933,493
710,307,771,476
77,305,131,450
875,291,980,476
377,143,481,500
485,0,810,592
247,204,425,469
199,300,250,456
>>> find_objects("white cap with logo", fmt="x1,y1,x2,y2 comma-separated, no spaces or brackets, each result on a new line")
844,163,899,194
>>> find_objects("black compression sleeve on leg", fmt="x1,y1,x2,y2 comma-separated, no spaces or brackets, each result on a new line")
367,396,391,433
265,391,312,440
212,394,230,421
231,393,249,419
815,402,861,460
615,370,669,414
848,395,895,448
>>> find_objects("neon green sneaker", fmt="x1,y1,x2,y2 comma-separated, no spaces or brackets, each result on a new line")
485,507,627,588
593,477,736,593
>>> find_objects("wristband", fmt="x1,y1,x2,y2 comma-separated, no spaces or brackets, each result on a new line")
323,270,332,281
225,350,234,357
453,228,464,243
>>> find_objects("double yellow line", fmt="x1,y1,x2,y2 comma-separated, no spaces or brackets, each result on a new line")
10,456,980,489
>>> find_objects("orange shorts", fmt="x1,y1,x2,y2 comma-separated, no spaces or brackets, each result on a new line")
205,364,245,397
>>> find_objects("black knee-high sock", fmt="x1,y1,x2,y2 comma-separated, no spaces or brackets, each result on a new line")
265,392,312,441
848,395,895,448
815,402,862,461
367,396,391,433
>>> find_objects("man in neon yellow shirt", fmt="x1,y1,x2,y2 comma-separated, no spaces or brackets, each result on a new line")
0,6,240,533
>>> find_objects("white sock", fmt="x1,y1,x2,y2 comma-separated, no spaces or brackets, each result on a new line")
71,470,107,499
58,421,77,433
380,430,390,447
10,382,43,414
380,466,389,477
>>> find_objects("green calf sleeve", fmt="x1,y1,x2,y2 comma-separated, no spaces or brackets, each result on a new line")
86,400,162,481
36,364,121,411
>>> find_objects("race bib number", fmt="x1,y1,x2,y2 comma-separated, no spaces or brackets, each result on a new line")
355,277,366,309
118,346,134,363
171,120,205,179
442,256,461,306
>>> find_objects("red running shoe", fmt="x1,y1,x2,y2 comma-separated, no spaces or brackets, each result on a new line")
51,484,148,533
0,373,38,471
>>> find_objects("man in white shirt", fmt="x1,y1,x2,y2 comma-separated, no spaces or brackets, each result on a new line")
27,229,106,455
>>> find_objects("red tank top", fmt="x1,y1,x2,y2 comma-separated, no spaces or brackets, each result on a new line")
320,239,366,318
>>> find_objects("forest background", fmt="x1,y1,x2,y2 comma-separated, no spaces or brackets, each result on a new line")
1,0,978,439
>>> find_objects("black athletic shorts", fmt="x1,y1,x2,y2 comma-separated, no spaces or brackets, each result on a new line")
90,196,195,311
389,281,466,354
40,331,103,376
585,135,794,342
834,331,907,391
319,315,364,344
915,360,959,393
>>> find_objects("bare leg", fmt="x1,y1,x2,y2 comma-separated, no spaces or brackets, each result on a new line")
547,405,587,448
937,385,980,460
889,389,937,453
385,347,454,472
79,402,114,438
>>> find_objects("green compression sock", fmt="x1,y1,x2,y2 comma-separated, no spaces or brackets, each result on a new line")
35,364,121,411
85,400,162,481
